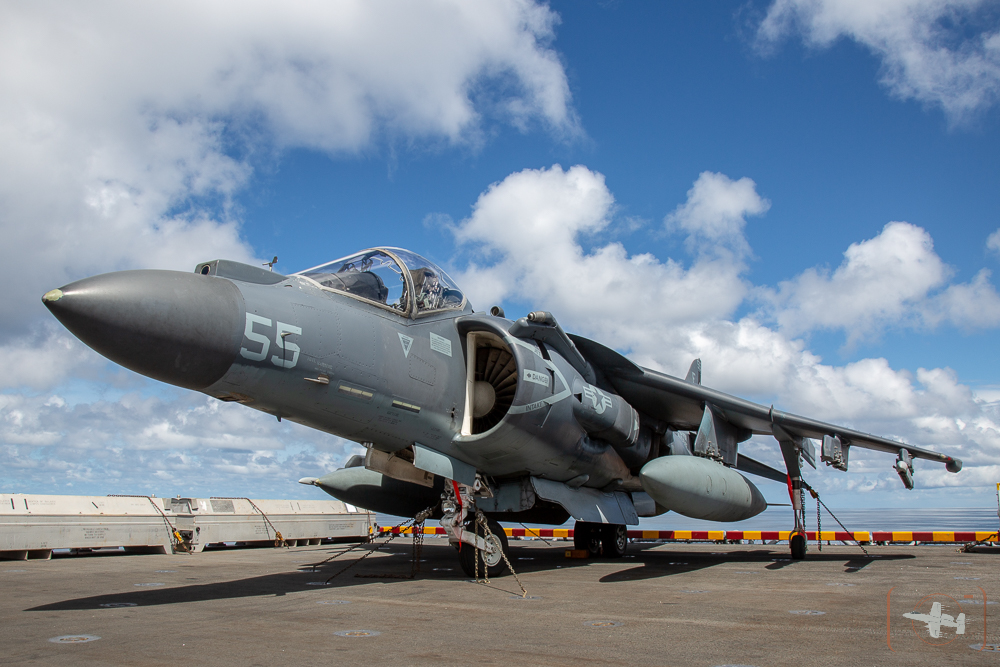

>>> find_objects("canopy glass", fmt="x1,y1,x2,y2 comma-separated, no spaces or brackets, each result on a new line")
297,248,465,315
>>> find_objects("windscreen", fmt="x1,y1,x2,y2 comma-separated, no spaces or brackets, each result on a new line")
297,250,407,311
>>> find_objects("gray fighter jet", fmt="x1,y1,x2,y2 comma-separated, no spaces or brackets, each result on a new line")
42,247,962,575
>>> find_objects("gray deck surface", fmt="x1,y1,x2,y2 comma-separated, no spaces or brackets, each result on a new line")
1,538,996,666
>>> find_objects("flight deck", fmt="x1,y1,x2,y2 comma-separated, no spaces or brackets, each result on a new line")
1,538,995,666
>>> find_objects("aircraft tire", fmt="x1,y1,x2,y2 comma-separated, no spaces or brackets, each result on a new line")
458,519,509,579
601,524,628,558
573,521,602,556
790,533,806,560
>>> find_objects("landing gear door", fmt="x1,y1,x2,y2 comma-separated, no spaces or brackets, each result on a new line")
614,491,639,525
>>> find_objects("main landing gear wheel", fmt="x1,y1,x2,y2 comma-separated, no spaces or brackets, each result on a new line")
458,518,509,579
790,532,806,560
601,524,628,558
573,521,603,557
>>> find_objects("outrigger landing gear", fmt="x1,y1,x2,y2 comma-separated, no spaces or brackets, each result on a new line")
777,436,809,560
790,532,806,560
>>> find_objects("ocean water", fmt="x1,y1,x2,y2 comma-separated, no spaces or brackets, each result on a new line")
376,507,1000,533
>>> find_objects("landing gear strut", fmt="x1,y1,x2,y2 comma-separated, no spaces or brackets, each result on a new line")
778,438,809,560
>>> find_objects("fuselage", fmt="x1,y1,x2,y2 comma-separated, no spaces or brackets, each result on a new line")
206,266,635,491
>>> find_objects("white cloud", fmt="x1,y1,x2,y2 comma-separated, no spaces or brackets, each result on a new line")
763,221,948,339
452,165,1000,493
923,268,1000,328
0,0,575,338
761,222,1000,340
757,0,1000,121
987,228,1000,254
0,391,361,497
665,171,770,254
0,328,103,391
455,166,759,342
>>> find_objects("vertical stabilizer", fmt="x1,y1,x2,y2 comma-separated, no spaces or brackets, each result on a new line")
685,359,702,385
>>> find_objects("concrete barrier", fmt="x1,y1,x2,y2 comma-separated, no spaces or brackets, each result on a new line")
167,497,372,552
0,494,373,559
0,494,174,559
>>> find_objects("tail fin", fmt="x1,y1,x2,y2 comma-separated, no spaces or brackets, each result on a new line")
685,358,702,385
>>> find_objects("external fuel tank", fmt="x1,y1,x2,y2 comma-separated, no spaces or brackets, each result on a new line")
639,455,767,522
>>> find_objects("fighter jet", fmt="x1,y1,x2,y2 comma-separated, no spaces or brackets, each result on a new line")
42,247,962,576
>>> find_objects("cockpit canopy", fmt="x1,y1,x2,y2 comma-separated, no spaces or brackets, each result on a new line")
296,248,467,316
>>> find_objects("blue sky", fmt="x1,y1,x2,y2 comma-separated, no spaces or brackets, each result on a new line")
242,2,1000,378
2,1,999,513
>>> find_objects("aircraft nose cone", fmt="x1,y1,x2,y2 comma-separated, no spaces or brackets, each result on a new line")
43,270,244,390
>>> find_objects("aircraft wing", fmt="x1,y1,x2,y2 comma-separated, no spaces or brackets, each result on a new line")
569,334,962,472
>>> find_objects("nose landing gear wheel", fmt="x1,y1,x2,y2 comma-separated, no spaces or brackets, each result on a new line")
601,524,628,558
458,518,509,578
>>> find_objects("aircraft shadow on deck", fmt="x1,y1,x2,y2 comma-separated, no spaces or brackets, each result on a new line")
598,545,914,582
25,543,917,610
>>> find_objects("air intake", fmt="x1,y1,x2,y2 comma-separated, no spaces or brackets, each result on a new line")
472,342,517,433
